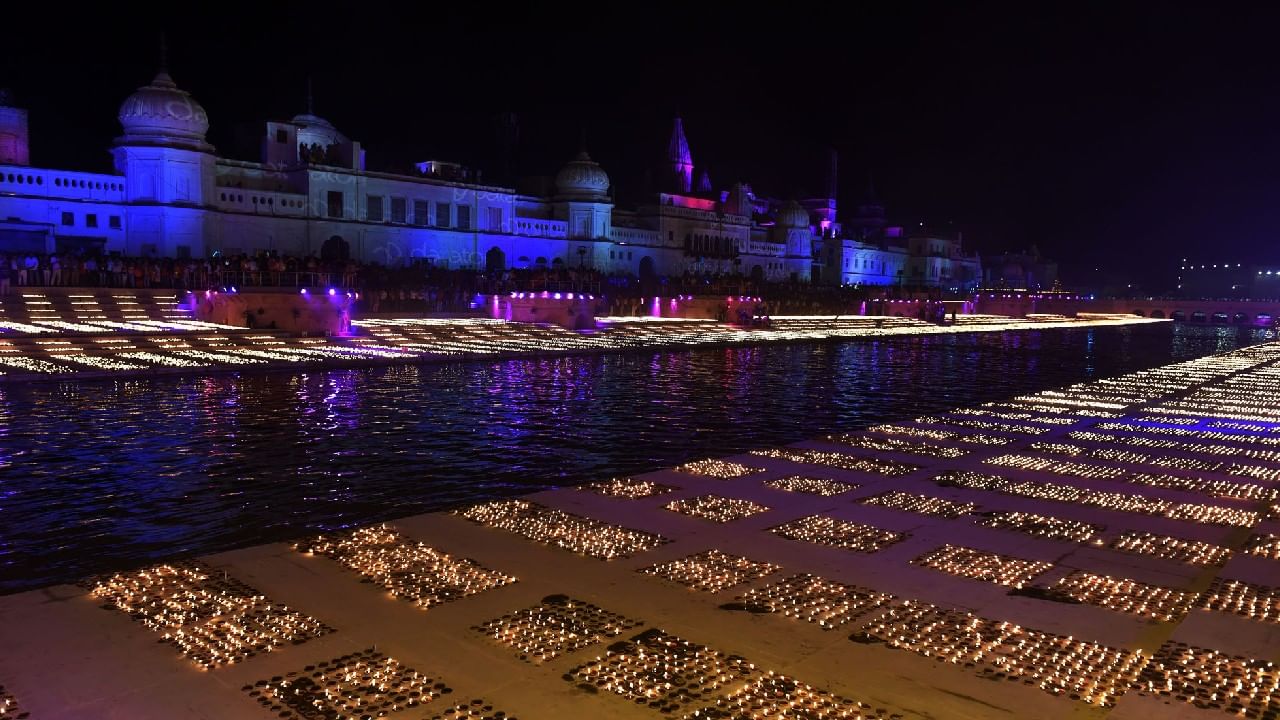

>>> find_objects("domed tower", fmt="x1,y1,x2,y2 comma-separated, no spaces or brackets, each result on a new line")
555,150,611,203
262,80,362,170
295,112,346,146
0,89,30,166
112,65,216,256
115,70,211,151
553,149,614,267
775,200,813,258
292,80,349,161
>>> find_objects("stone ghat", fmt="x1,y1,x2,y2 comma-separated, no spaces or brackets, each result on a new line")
0,312,1160,382
2,342,1279,719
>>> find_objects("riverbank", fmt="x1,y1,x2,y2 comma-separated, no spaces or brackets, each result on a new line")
3,341,1278,718
0,312,1167,384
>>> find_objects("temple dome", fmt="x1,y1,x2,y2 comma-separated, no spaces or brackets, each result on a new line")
555,150,610,200
292,112,347,149
777,200,810,228
117,71,210,150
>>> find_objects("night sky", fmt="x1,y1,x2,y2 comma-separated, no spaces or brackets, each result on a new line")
3,3,1279,289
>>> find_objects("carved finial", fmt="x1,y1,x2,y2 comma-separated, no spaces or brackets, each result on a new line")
159,31,169,73
306,76,314,115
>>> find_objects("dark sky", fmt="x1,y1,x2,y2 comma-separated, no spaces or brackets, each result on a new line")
3,2,1279,289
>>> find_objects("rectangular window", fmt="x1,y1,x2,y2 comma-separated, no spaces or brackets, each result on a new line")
435,202,450,227
412,200,429,226
275,128,288,143
390,197,406,224
326,191,343,218
456,205,471,230
86,214,98,228
108,215,122,229
366,195,384,222
61,211,73,226
487,207,503,231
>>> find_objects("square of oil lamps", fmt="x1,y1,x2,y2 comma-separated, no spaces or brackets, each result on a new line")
674,458,766,479
294,525,517,609
770,515,906,553
663,494,771,523
244,648,448,719
457,499,669,559
721,573,894,629
859,490,976,518
89,560,333,669
640,549,780,593
852,601,1146,707
580,477,678,498
911,544,1053,588
473,594,643,663
763,474,858,496
564,628,758,715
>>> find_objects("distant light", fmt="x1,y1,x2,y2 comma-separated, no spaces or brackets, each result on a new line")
300,288,308,295
328,288,336,296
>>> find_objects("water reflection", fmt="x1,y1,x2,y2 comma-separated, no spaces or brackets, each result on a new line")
0,324,1265,592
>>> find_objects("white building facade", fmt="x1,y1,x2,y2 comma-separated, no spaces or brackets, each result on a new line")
0,70,827,284
0,68,986,289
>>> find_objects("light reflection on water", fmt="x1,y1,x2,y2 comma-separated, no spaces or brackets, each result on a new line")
0,324,1264,593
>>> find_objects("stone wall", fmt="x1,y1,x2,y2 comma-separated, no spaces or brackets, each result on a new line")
190,290,354,334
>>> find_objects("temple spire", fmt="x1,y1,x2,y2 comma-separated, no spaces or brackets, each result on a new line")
667,114,693,193
306,76,314,115
159,31,168,73
697,168,713,194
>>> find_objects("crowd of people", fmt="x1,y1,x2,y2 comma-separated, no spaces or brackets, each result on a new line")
0,252,356,293
0,251,953,318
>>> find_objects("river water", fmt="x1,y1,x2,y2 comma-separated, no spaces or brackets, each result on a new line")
0,323,1266,592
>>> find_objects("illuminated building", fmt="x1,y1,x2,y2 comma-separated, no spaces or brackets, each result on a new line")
0,65,984,289
0,69,820,283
